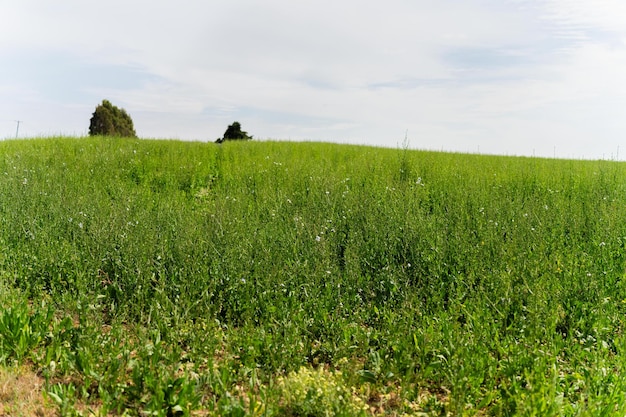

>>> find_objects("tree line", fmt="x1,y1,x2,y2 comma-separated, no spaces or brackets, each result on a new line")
89,100,253,142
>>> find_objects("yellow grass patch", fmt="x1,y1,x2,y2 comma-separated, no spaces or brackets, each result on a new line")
0,366,54,417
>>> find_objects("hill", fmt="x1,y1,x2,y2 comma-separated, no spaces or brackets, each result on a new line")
1,137,626,415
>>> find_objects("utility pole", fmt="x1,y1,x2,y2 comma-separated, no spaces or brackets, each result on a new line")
15,120,22,138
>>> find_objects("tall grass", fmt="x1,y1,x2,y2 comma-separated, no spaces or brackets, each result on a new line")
1,137,626,415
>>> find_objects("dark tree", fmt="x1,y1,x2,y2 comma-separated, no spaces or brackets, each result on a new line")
89,100,137,137
216,121,252,143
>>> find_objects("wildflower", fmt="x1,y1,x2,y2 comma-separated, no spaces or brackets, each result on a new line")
278,367,367,416
315,236,321,242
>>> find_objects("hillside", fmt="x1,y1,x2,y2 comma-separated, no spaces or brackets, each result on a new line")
1,137,626,415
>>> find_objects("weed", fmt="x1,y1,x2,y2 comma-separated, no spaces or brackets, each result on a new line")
2,137,626,414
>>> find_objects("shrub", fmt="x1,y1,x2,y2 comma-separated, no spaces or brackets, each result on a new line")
216,121,252,143
89,100,137,137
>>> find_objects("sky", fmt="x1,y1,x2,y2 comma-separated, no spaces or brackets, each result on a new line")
1,1,626,159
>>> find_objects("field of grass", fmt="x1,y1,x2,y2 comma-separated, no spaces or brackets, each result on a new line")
2,137,626,416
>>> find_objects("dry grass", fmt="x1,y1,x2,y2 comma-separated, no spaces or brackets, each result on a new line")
0,366,54,417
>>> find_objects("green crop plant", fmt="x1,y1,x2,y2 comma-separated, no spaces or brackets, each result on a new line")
0,301,53,364
2,136,626,414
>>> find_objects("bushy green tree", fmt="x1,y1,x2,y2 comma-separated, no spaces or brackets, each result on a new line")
216,121,252,143
89,100,137,138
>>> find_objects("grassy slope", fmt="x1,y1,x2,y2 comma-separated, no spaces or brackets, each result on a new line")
1,137,626,415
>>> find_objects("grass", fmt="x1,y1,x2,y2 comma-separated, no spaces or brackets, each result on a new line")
1,136,626,415
0,365,54,416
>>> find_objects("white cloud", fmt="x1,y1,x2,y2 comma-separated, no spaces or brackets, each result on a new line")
543,0,626,35
1,0,626,158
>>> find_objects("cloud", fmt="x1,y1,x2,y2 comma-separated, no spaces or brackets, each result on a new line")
542,0,626,37
1,0,626,158
0,48,161,102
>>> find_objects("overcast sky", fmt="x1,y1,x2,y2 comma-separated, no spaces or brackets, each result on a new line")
1,1,626,159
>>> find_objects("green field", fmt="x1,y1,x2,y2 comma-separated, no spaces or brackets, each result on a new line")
2,137,626,416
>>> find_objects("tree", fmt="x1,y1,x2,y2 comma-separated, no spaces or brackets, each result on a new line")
216,121,253,143
89,100,137,137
